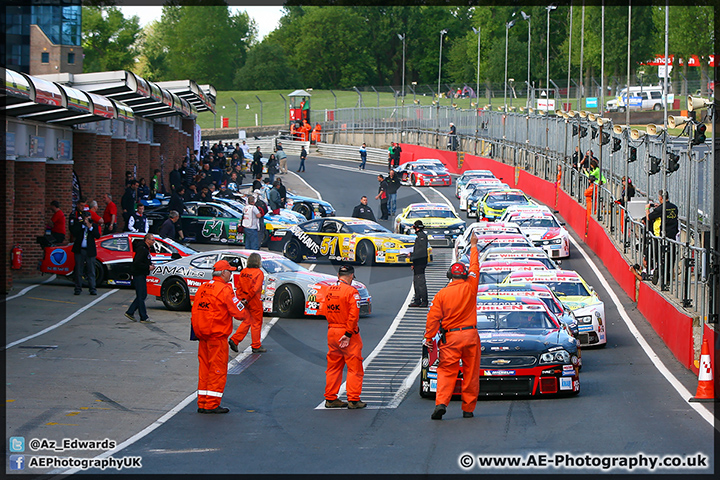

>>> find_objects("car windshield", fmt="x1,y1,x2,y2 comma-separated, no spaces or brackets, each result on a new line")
544,281,591,297
261,256,306,273
471,185,504,196
514,217,559,228
221,199,247,211
416,163,445,172
163,238,198,255
486,193,528,204
465,173,495,180
479,271,511,284
476,310,555,330
407,209,456,219
345,221,393,234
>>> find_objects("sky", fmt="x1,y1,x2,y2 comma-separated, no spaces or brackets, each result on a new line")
115,4,285,41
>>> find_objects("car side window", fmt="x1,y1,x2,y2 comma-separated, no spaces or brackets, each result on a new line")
153,241,174,255
100,237,129,252
190,254,217,269
197,206,215,217
650,91,662,99
185,204,197,215
321,221,338,233
303,220,323,232
219,254,242,269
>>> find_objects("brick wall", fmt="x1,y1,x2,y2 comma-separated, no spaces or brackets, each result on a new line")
14,161,46,279
72,131,96,204
3,159,15,292
45,163,73,221
94,134,112,205
111,138,127,206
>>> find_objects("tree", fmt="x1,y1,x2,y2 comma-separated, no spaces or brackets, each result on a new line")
139,5,255,89
82,6,142,73
234,42,301,90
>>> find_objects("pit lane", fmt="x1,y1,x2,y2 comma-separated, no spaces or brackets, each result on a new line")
5,152,715,475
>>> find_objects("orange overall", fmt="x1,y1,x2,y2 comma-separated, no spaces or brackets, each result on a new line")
230,268,265,349
322,280,363,402
191,278,245,410
424,243,481,413
311,123,322,143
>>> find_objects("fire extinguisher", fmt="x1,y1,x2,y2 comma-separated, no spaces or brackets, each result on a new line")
11,245,22,270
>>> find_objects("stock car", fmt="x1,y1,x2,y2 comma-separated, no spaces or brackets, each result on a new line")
459,178,505,211
452,221,524,262
419,295,580,398
394,203,466,247
38,232,197,287
268,217,431,265
507,212,571,259
238,183,336,220
498,204,554,221
455,234,535,264
502,270,606,347
146,200,303,247
466,183,512,218
477,282,581,342
477,259,549,285
477,189,534,221
479,246,561,270
147,249,372,317
394,160,452,187
455,170,498,198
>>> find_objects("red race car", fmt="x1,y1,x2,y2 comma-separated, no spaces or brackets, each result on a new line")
38,233,197,287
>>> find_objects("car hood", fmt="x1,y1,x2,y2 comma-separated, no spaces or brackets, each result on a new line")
478,329,569,354
485,201,528,210
287,193,332,208
558,296,601,310
400,218,462,229
523,228,563,240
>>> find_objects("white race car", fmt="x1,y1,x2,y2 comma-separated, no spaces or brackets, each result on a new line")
459,177,504,211
455,170,497,198
503,269,606,347
498,204,554,221
507,211,571,259
452,221,524,263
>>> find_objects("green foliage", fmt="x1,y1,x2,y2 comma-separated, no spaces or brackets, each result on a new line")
139,4,254,89
234,42,301,90
81,6,142,73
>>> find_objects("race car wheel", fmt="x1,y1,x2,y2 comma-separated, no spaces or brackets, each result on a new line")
356,240,375,266
260,227,270,247
274,284,304,318
284,239,303,263
161,278,191,311
293,203,313,220
411,174,418,186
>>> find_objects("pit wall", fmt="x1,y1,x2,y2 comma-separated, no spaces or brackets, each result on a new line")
399,144,702,373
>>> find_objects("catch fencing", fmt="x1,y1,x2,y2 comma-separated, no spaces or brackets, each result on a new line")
312,104,716,324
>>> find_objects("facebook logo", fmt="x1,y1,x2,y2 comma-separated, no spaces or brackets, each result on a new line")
9,436,25,452
9,455,25,470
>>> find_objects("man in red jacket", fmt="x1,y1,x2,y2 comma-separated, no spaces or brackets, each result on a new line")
322,265,366,409
423,233,480,419
191,260,245,414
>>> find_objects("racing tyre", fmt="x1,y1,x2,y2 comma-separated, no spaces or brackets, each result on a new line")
411,174,419,186
284,239,303,263
161,278,191,311
653,103,661,111
293,203,313,220
274,284,304,318
260,227,270,247
356,240,375,266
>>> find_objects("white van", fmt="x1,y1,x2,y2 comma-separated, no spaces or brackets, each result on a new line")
606,86,668,112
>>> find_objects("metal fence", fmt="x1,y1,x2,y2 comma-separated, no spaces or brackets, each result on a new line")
315,104,716,324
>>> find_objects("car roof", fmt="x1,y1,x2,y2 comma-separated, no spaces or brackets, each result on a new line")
506,270,583,282
406,202,453,210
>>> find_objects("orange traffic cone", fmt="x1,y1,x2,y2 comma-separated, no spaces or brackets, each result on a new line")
689,337,716,402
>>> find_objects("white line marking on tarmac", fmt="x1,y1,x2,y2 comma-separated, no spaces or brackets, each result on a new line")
3,289,119,351
318,163,384,176
51,316,281,475
411,187,431,203
315,285,416,410
567,234,716,429
429,187,454,208
2,274,57,302
288,171,323,200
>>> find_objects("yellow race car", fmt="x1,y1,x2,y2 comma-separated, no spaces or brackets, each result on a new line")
394,202,466,247
268,216,432,265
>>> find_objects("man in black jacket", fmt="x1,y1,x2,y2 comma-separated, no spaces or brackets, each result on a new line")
351,196,376,222
125,233,155,323
375,174,389,220
409,220,429,307
121,180,138,229
72,212,101,295
386,169,401,216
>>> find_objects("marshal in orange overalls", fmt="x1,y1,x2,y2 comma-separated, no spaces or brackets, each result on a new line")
322,279,364,402
191,266,245,411
230,267,265,350
424,242,481,414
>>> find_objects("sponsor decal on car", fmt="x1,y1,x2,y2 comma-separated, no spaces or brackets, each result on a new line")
153,265,189,276
484,370,517,376
50,248,68,266
563,365,576,376
559,377,573,390
289,225,321,255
